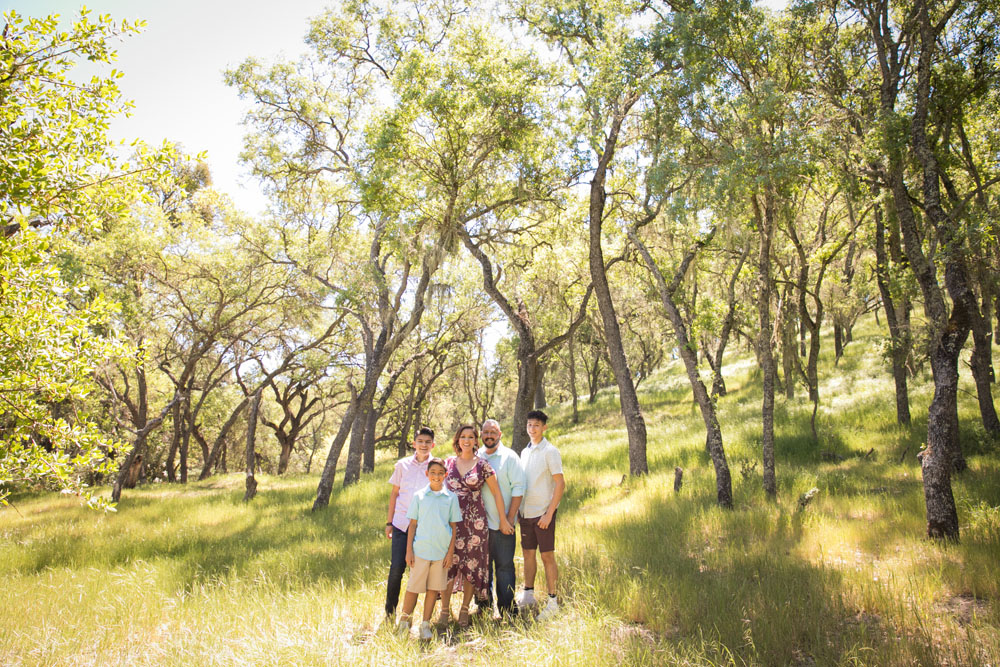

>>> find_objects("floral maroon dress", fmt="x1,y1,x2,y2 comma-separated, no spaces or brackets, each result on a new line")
445,455,495,597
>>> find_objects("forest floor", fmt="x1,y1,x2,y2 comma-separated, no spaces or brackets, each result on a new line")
2,314,1000,666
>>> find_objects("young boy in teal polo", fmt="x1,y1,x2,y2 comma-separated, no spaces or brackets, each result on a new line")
396,457,461,640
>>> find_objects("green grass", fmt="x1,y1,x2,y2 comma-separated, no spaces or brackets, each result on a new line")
3,314,1000,665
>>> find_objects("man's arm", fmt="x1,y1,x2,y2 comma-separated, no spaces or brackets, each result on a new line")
507,454,526,524
386,485,400,539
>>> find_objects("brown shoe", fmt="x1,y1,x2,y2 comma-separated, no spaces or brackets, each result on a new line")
435,607,450,630
458,605,470,628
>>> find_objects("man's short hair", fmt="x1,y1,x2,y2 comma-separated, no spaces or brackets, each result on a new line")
481,419,501,431
526,410,548,424
415,426,435,440
426,457,447,472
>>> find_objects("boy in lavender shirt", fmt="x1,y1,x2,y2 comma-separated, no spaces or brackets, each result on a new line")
397,457,461,640
384,427,435,617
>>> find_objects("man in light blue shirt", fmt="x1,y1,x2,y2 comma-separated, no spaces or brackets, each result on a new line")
475,418,525,617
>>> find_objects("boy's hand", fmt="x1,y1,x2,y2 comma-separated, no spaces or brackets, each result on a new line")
499,517,515,535
537,512,553,530
406,548,415,568
385,525,393,539
445,549,454,568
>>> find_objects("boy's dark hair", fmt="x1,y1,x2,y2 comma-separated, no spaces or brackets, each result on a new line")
426,457,447,472
415,426,435,440
526,410,548,424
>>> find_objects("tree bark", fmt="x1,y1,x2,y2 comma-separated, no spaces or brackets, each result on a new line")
313,386,359,510
969,301,1000,435
874,200,911,425
534,360,548,409
754,193,777,497
166,398,181,482
568,336,579,424
179,387,192,483
199,397,249,479
243,390,262,503
781,282,796,400
587,353,601,404
361,404,379,473
868,0,966,537
629,226,732,507
589,100,648,476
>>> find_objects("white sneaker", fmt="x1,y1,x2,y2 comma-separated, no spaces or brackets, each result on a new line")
517,589,537,610
536,596,559,621
419,621,433,640
396,618,410,638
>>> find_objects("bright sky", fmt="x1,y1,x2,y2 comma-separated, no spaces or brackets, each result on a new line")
4,0,787,216
3,0,332,214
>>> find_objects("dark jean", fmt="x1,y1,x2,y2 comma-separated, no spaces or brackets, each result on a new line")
384,526,408,616
483,527,517,615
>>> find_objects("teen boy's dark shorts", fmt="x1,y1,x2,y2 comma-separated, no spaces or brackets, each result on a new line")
519,510,557,552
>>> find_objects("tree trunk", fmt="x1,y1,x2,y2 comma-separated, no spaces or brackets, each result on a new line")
179,389,192,483
510,344,540,453
834,324,844,361
276,433,294,475
534,360,548,409
342,406,367,486
568,337,579,424
969,303,1000,435
589,107,648,476
343,363,377,484
630,228,732,507
781,283,796,400
362,405,379,473
587,353,601,404
755,193,777,497
874,201,911,425
709,246,749,399
166,398,181,482
243,390,262,503
199,397,249,479
112,433,145,503
798,315,807,357
313,388,359,510
871,0,966,537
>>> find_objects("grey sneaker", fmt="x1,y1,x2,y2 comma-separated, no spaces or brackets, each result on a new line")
419,621,433,640
516,589,537,610
396,618,410,637
536,596,559,621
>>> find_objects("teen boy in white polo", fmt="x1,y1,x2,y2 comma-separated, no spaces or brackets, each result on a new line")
517,410,564,621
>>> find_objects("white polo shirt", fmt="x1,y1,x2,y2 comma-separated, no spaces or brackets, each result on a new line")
519,437,563,519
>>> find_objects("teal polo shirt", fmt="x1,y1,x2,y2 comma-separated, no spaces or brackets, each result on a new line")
406,485,462,561
478,442,526,531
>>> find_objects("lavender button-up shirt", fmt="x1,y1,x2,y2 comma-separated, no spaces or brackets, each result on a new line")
388,454,430,531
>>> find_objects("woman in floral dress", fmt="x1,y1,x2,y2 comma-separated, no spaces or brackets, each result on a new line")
438,423,514,627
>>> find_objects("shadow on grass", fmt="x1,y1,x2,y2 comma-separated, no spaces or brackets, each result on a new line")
575,491,910,665
1,472,393,595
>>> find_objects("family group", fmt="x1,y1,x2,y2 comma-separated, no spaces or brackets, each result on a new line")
384,410,565,640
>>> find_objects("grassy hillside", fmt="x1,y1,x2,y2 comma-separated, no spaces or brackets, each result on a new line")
2,314,999,665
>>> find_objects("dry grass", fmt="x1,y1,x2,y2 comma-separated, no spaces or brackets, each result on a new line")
2,314,999,665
